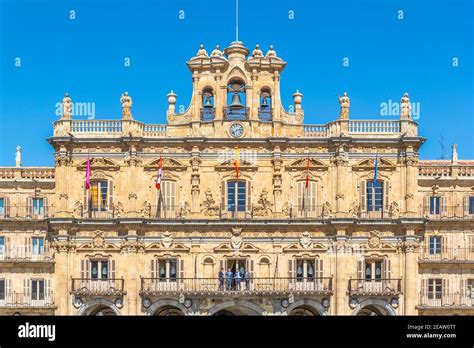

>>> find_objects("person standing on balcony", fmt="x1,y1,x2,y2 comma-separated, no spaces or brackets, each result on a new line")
218,268,225,290
234,269,242,291
226,269,233,291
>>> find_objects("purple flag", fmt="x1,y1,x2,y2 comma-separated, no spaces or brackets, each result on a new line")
85,158,91,189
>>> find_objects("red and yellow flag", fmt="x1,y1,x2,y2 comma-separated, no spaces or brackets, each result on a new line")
234,146,239,178
155,156,163,190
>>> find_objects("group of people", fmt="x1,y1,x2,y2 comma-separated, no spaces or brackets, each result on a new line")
218,268,252,291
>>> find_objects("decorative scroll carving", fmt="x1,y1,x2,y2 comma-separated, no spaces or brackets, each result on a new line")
252,188,273,217
200,189,220,216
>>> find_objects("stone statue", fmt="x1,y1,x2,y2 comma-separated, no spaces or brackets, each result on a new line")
200,188,220,216
141,201,151,218
196,44,208,58
338,92,350,119
15,145,21,167
210,45,223,58
266,45,277,58
120,92,133,119
113,201,124,218
252,188,273,217
389,201,400,219
62,93,73,119
321,201,333,218
179,200,191,217
400,92,411,119
251,44,264,58
73,201,83,218
348,201,360,218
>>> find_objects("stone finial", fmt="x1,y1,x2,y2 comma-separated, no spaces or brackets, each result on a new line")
167,90,177,115
266,45,277,58
61,93,73,120
338,92,350,120
293,90,303,110
196,44,208,58
251,44,263,58
120,91,133,120
210,45,223,58
400,92,411,119
15,145,21,167
451,143,458,164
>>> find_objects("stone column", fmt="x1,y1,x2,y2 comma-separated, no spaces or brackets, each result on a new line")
405,153,418,216
404,232,419,315
54,232,70,315
335,229,348,315
334,151,348,218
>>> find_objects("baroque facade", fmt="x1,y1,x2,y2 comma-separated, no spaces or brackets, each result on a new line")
0,41,473,316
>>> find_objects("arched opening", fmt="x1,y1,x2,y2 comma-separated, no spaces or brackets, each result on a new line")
208,300,264,316
258,88,272,121
212,306,259,316
154,305,185,316
288,306,320,316
201,88,215,121
226,79,247,120
356,305,386,316
89,304,117,316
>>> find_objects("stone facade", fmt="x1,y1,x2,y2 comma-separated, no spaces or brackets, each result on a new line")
0,42,473,316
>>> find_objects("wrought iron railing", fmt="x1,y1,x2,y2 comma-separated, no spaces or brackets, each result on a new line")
0,246,54,262
348,278,402,296
200,108,216,122
258,108,272,122
0,205,52,220
421,205,474,220
0,292,55,307
71,278,125,296
418,292,474,308
140,277,333,296
419,248,474,263
223,107,249,121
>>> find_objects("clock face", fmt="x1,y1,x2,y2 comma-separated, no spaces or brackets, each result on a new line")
229,123,244,138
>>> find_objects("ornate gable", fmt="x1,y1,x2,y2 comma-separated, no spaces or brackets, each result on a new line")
353,157,396,171
144,158,187,171
285,158,329,171
78,157,119,170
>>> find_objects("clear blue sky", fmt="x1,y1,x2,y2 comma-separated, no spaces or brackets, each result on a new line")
0,0,472,166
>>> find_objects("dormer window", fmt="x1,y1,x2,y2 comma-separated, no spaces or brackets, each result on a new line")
258,88,272,121
225,79,247,120
201,88,215,121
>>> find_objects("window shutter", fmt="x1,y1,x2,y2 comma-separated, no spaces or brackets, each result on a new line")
384,180,390,210
6,279,12,297
460,279,467,297
151,259,157,278
44,197,49,217
440,196,447,216
221,181,226,210
384,258,391,279
220,259,225,272
23,279,30,297
110,259,116,279
179,259,185,279
4,197,9,218
421,279,427,301
441,236,448,257
288,259,295,278
315,258,323,278
357,259,364,280
247,259,254,274
463,196,469,216
83,183,88,213
360,181,366,212
5,236,10,256
81,259,90,279
27,197,32,218
45,279,51,303
423,195,429,216
108,180,114,211
247,181,251,212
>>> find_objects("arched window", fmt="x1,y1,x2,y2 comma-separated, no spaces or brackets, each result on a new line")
225,79,247,120
259,257,271,278
203,257,215,279
157,180,176,218
258,88,272,121
296,180,317,217
201,88,215,121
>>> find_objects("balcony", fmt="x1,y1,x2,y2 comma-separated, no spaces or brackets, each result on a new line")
0,246,54,263
0,292,55,308
258,108,272,122
419,248,474,263
421,205,474,220
358,206,395,219
418,292,474,309
200,108,216,122
223,107,249,121
0,205,52,220
140,277,333,296
348,279,402,296
71,278,126,296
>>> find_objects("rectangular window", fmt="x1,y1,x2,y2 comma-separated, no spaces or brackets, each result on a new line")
227,181,246,212
0,237,4,256
469,197,474,215
429,196,441,214
427,279,442,299
31,280,45,300
0,198,4,216
89,180,108,211
32,198,44,216
90,260,109,279
157,259,178,281
364,261,382,280
32,237,45,255
366,181,383,211
296,259,315,281
0,279,4,300
297,181,316,213
157,181,176,215
429,236,442,255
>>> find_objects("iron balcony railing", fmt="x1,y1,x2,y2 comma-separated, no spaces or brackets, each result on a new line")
419,248,474,263
288,205,327,219
418,291,474,308
421,205,474,220
0,292,55,308
138,205,189,219
0,245,54,263
140,277,333,296
223,107,249,121
348,279,402,296
200,108,216,122
358,205,394,219
0,205,52,220
258,108,272,122
71,278,125,296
